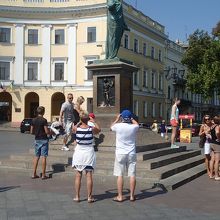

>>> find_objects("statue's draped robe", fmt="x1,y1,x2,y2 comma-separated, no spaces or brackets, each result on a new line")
106,0,129,59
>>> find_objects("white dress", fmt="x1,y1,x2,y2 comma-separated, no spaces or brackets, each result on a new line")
72,127,96,171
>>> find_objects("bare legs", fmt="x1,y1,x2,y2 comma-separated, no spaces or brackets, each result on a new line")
32,156,40,177
116,176,124,201
74,170,94,201
214,152,220,178
116,176,136,201
171,126,177,145
204,154,211,176
32,156,47,178
74,171,82,201
209,152,215,177
86,171,93,200
129,176,136,200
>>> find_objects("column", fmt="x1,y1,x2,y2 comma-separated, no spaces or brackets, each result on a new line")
67,24,77,85
41,24,52,85
14,24,25,85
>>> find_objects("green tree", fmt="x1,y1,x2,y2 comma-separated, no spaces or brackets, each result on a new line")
182,29,220,98
212,21,220,37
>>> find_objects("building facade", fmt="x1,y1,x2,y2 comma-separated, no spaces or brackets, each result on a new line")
0,0,168,126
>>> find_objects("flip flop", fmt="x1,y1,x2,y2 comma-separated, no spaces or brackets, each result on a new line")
113,197,123,202
88,198,95,203
41,176,49,180
31,175,39,179
130,197,136,202
73,198,80,203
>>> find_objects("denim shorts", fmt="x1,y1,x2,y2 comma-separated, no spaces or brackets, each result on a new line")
34,139,49,157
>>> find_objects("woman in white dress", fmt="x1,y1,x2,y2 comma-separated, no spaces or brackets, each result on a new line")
72,111,100,203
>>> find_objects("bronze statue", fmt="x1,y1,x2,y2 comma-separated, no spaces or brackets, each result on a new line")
103,78,114,106
106,0,129,59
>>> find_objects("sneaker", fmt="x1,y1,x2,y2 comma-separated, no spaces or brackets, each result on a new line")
63,146,70,151
61,145,66,151
171,144,179,149
214,176,220,181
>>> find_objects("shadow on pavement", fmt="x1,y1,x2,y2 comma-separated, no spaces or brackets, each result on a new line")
93,186,167,202
0,185,20,192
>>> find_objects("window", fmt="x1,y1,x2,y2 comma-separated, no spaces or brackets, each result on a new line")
0,62,10,80
87,27,96,43
143,70,148,87
152,102,155,117
55,63,64,80
28,29,38,44
28,62,38,81
159,103,162,117
0,28,10,43
158,49,162,62
87,60,93,80
133,72,138,86
143,101,148,117
143,43,147,56
151,71,155,89
124,34,129,49
159,74,163,90
133,100,138,116
55,29,64,44
134,39,138,53
151,46,155,59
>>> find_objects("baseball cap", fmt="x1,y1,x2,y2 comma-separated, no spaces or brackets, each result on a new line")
120,110,132,120
89,113,95,119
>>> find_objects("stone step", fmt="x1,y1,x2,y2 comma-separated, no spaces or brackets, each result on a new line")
137,146,187,161
158,163,206,190
28,146,187,162
151,155,204,179
49,142,171,153
6,150,203,175
142,149,201,169
0,160,55,171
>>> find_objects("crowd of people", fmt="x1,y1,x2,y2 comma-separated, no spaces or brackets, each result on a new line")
29,94,220,203
30,93,140,202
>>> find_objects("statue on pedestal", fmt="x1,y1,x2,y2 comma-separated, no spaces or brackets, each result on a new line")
106,0,129,59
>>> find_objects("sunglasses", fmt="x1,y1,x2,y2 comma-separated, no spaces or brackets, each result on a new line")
68,97,73,100
205,118,210,121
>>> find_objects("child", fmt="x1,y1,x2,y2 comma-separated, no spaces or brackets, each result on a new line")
30,106,50,180
160,120,167,138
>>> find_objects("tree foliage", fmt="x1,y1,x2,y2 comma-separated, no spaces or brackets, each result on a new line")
182,28,220,98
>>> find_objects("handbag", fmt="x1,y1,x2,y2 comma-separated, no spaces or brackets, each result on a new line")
199,135,206,148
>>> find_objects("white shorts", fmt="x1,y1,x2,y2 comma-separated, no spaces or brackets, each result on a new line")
63,121,73,136
204,142,211,155
113,153,136,177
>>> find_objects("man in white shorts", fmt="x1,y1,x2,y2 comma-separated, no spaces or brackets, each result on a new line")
59,93,75,151
110,110,139,202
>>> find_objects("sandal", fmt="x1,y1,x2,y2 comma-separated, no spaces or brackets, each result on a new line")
113,197,123,202
130,197,136,202
41,176,49,180
73,198,80,203
31,175,39,179
88,198,95,203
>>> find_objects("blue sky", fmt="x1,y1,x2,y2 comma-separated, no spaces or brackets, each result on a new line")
124,0,220,42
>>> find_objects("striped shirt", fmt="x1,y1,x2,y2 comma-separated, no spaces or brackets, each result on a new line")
76,126,93,145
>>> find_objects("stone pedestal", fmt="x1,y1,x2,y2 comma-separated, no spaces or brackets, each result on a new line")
86,59,138,128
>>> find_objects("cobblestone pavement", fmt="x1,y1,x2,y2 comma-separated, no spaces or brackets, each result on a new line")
0,168,219,220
